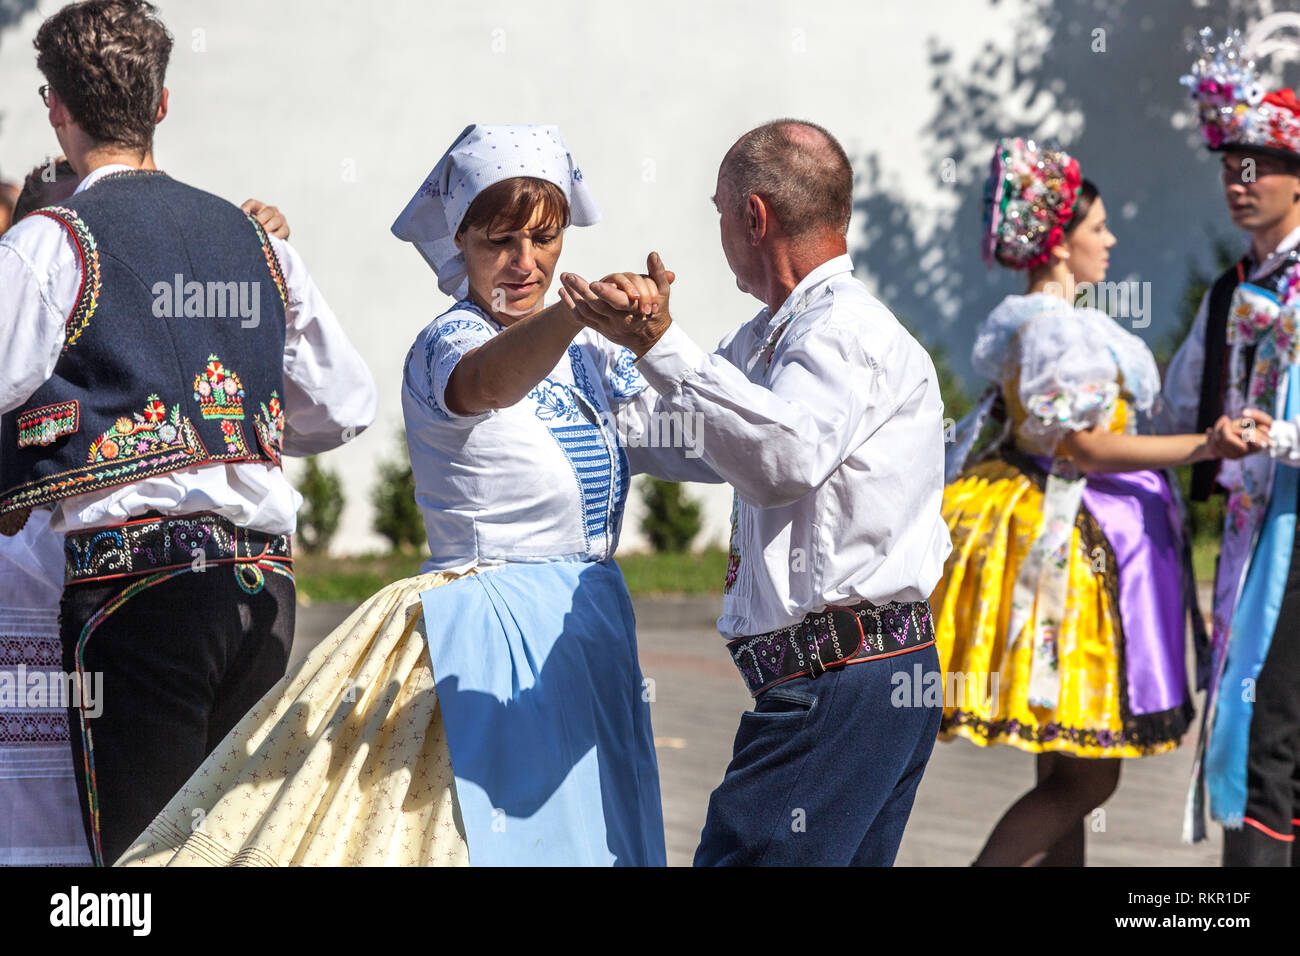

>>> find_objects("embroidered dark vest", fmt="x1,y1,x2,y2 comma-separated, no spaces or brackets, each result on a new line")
0,170,289,523
1190,250,1300,501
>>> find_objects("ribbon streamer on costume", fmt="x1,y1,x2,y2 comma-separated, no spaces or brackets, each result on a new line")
1004,464,1088,710
1185,285,1300,839
1203,283,1292,655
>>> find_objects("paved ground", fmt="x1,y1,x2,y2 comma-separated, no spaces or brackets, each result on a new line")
294,594,1222,867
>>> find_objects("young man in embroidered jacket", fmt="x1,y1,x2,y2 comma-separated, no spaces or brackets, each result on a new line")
0,0,377,865
1164,26,1300,866
561,119,951,865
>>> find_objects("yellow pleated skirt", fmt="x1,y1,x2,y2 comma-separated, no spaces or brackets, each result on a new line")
932,459,1181,759
115,572,470,866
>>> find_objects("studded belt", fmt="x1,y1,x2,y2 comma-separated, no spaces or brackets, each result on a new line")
63,511,291,585
726,600,935,697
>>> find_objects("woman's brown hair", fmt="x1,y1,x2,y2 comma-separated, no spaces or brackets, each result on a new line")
1064,179,1100,233
456,177,570,239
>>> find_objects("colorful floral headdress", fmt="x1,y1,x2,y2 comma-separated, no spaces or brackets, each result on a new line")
1182,17,1300,163
981,137,1082,271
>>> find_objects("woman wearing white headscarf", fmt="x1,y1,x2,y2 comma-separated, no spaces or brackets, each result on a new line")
116,125,666,867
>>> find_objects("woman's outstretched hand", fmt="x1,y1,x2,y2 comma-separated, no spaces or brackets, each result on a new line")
558,252,675,357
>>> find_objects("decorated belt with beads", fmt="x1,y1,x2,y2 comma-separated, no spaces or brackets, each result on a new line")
63,511,291,585
726,600,935,697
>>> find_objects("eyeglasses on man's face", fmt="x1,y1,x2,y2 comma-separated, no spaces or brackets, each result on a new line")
39,84,50,107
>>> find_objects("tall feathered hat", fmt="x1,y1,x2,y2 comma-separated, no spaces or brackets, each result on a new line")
1182,15,1300,163
981,137,1082,270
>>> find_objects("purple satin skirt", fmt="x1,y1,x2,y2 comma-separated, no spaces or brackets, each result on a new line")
1029,458,1188,715
1080,470,1188,715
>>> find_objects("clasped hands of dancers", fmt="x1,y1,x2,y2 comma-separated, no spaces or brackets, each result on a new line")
4,0,1300,867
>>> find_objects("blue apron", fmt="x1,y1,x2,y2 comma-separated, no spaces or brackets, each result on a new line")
421,559,665,865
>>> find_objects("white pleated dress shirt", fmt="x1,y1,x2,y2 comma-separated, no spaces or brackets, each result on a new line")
0,163,378,535
626,254,953,639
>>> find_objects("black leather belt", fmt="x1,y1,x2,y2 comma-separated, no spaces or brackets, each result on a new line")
726,600,935,697
64,511,291,585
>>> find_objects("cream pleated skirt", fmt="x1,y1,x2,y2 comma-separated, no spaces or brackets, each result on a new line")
115,571,469,866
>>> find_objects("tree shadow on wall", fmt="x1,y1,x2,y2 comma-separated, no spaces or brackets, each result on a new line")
852,0,1271,388
0,0,37,32
0,0,42,171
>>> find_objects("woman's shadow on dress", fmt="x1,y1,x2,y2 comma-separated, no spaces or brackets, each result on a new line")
427,560,662,865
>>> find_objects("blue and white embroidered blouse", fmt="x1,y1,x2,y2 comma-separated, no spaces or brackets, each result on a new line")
401,299,647,571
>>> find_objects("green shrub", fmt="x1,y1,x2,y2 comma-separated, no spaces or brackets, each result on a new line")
640,476,702,553
296,455,344,554
371,430,425,552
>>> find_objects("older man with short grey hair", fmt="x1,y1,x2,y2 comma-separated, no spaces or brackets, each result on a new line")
561,118,951,866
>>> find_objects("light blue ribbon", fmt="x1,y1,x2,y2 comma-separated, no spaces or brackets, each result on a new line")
1206,365,1300,826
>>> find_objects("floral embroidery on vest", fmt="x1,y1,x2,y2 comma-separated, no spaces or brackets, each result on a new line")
16,401,79,449
1226,284,1300,412
32,207,101,352
1218,281,1300,542
193,355,246,418
248,215,287,308
95,168,166,186
1,423,209,515
87,395,199,464
254,392,285,465
193,354,250,456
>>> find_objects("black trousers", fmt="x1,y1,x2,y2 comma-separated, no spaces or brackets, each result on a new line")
60,560,294,865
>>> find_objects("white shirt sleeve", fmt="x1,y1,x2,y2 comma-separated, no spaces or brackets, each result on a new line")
586,329,721,482
1160,289,1209,436
616,384,724,483
635,310,903,509
0,218,80,414
404,310,498,426
592,338,649,407
1269,417,1300,465
270,234,379,455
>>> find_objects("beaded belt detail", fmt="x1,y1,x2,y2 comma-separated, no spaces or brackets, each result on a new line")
726,600,935,697
64,511,291,585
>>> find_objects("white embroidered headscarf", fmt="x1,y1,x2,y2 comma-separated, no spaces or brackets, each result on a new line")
391,124,601,298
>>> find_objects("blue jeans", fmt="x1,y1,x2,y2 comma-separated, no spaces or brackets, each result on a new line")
694,643,942,866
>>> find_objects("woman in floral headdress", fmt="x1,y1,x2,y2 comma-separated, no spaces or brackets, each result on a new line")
934,137,1262,866
116,125,666,867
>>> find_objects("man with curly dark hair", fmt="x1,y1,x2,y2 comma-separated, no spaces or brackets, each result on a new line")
0,0,378,866
34,0,172,156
